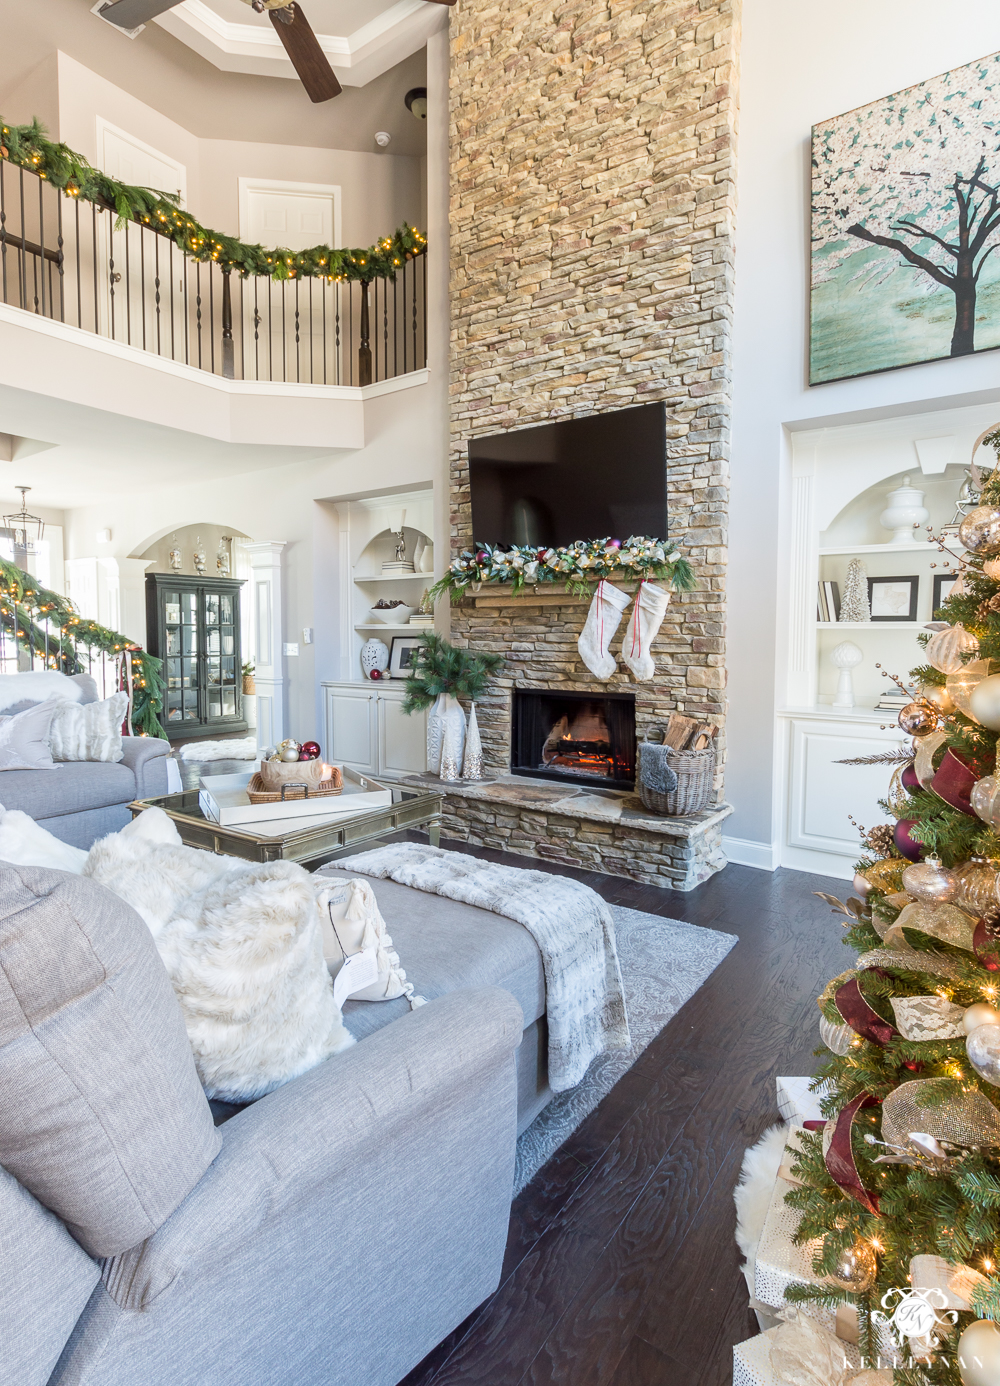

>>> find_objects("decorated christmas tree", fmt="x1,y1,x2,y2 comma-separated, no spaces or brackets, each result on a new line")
777,438,1000,1385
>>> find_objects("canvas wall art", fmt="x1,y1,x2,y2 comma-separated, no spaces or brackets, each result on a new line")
811,51,1000,385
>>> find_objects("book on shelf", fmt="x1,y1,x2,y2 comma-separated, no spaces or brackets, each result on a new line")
817,582,828,622
823,580,841,621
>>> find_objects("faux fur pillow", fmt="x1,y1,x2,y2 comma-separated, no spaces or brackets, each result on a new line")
85,830,354,1101
0,805,87,873
50,691,129,763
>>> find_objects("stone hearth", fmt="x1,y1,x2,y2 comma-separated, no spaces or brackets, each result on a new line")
404,773,732,891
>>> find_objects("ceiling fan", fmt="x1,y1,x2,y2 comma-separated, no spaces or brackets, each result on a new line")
96,0,455,104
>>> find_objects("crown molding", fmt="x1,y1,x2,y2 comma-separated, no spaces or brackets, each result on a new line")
152,0,446,87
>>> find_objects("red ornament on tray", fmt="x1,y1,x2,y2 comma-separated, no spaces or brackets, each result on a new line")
300,741,322,760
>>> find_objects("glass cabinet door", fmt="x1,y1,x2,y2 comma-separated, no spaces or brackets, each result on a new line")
163,588,201,727
202,586,239,723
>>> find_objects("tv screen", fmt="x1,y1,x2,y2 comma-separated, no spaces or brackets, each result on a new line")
468,401,667,549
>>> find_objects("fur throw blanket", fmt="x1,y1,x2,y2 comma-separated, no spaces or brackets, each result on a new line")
85,821,354,1102
331,842,631,1091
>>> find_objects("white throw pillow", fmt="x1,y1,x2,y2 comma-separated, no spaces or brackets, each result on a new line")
0,805,88,872
49,691,130,763
318,876,424,1007
0,670,85,714
0,702,60,771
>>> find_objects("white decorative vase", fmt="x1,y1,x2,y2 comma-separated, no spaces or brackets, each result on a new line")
462,703,484,780
439,695,466,782
879,475,929,543
831,640,864,709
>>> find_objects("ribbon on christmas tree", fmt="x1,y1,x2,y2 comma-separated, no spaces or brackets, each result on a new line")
824,1092,881,1214
834,978,898,1046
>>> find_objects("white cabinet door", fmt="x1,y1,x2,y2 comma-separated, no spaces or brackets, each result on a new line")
379,694,427,776
325,687,376,773
787,717,907,858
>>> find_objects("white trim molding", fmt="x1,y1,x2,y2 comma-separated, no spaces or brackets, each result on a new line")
152,0,448,88
722,835,780,872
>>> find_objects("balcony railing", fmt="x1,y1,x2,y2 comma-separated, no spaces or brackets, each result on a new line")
0,161,427,387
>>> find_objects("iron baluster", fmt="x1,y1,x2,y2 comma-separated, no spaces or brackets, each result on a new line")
37,174,46,319
221,269,234,379
196,261,202,369
383,276,389,382
294,277,300,383
254,276,260,381
412,257,418,370
422,253,427,366
140,223,147,350
75,197,81,328
209,267,215,374
56,194,64,323
169,241,175,361
281,281,287,383
124,215,131,343
92,204,99,335
335,280,341,385
155,233,162,355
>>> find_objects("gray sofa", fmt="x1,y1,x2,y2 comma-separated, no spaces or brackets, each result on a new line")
0,738,171,848
0,862,535,1386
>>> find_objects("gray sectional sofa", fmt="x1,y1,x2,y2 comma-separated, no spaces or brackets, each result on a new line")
1,858,550,1386
0,737,172,848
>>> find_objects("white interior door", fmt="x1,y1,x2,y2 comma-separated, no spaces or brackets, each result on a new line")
95,120,188,348
239,180,342,381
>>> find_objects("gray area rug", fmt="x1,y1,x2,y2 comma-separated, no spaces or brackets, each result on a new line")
514,906,738,1194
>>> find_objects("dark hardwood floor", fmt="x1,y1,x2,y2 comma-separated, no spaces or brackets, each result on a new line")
391,842,850,1386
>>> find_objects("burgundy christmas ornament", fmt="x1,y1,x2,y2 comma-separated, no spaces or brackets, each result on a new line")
300,741,321,760
930,748,979,817
894,818,924,862
901,762,921,794
974,918,1000,972
369,669,383,681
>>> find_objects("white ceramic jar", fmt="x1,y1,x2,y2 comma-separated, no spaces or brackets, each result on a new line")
879,475,929,543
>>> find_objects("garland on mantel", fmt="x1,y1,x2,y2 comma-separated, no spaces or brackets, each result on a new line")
429,537,695,603
0,118,426,283
0,558,165,738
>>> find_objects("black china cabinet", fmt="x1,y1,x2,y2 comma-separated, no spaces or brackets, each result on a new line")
145,573,247,740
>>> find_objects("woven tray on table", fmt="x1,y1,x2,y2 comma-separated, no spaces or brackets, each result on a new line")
247,765,343,805
637,726,715,817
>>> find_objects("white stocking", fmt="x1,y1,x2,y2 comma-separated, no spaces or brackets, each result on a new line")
577,580,631,679
621,581,671,681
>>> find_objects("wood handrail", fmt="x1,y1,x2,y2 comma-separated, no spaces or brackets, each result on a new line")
0,227,63,266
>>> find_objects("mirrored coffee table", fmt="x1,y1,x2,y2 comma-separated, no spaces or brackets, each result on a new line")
130,782,442,871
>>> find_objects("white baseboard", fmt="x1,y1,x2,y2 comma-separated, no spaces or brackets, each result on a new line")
722,835,780,872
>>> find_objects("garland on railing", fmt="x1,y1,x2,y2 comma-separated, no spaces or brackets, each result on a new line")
0,559,165,737
0,118,426,283
428,537,695,603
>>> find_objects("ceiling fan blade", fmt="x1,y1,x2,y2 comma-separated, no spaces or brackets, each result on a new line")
97,0,183,28
269,5,342,103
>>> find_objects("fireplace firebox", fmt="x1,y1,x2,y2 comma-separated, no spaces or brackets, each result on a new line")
511,689,637,791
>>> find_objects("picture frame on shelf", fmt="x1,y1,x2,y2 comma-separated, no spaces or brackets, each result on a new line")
932,572,958,614
388,635,423,679
867,575,918,622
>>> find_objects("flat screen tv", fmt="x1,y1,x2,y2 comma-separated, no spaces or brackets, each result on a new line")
468,401,667,549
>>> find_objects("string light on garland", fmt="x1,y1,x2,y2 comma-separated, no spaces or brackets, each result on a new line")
431,536,695,603
0,116,426,285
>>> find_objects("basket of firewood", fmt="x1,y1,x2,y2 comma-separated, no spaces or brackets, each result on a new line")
637,714,717,816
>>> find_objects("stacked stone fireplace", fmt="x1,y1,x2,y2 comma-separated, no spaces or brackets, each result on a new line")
440,0,737,888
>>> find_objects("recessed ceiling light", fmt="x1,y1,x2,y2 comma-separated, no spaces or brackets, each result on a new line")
405,88,427,121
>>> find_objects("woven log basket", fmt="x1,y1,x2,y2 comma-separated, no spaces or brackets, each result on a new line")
637,725,715,817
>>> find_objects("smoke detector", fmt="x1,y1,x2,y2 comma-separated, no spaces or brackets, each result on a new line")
374,131,391,148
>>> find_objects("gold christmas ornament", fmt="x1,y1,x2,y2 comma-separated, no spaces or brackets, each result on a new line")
861,859,907,895
963,1003,1000,1034
897,701,939,736
958,1318,1000,1386
959,504,1000,554
827,1238,877,1293
947,659,995,719
971,673,1000,731
852,872,874,897
919,682,956,715
925,622,980,675
953,857,1000,915
971,775,1000,830
901,857,958,903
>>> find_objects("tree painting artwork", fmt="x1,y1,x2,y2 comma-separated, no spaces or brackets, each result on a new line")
811,51,1000,384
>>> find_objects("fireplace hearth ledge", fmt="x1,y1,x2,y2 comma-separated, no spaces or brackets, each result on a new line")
397,773,732,890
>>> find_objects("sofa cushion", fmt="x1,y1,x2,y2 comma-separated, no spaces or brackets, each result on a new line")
0,761,136,819
322,869,545,1044
0,865,221,1257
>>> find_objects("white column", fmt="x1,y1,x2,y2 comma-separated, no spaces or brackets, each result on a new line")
245,541,286,747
